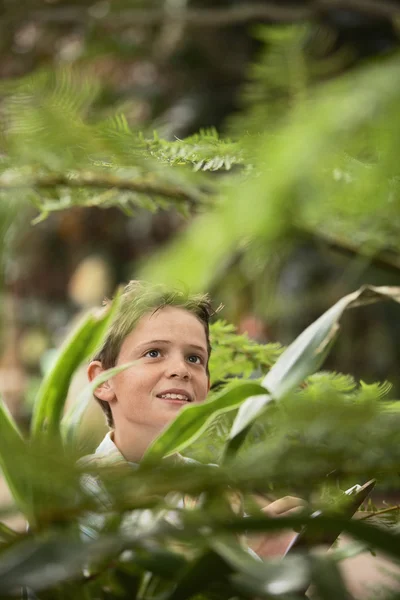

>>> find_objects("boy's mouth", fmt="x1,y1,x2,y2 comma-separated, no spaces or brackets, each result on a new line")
156,389,193,402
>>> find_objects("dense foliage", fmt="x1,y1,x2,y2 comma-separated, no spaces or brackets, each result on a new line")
0,287,400,598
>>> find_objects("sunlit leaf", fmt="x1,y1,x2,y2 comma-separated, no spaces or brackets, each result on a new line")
142,381,266,464
61,360,137,446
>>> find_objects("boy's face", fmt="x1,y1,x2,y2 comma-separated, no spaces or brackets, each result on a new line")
95,306,210,441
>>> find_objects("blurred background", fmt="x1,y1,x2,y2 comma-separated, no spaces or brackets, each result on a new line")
1,0,400,436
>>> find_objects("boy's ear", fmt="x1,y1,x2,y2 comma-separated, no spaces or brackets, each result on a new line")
87,360,116,403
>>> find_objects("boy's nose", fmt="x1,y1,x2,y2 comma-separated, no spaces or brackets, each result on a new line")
170,370,190,380
166,358,190,380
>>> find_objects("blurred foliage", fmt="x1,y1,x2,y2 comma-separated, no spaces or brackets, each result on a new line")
1,286,400,597
142,53,400,288
1,1,400,597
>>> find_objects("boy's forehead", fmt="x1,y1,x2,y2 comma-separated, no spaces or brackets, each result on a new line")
125,305,207,347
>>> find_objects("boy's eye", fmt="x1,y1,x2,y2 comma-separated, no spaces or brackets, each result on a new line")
188,355,202,364
145,349,161,358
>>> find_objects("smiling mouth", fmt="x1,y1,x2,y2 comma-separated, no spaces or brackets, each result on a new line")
156,393,192,402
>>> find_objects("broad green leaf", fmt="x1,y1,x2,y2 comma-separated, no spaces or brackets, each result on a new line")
31,288,122,439
61,360,137,446
142,381,266,464
0,397,34,521
225,285,400,455
0,532,121,593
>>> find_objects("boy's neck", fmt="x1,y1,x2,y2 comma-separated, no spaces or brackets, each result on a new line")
112,424,158,464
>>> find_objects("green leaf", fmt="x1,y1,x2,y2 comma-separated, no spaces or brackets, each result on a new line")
0,522,18,544
129,547,187,579
142,381,266,464
165,550,232,600
0,397,34,521
227,551,310,598
61,360,137,446
211,533,310,595
31,288,122,439
221,514,400,562
139,58,400,292
310,556,353,600
0,532,121,593
225,285,400,456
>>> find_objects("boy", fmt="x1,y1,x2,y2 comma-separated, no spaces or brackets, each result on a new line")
87,280,302,557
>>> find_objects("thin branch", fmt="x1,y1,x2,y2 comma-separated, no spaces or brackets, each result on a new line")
29,1,400,29
0,173,210,208
359,505,400,520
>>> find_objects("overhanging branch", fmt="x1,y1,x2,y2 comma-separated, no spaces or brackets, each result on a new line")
29,1,400,28
0,173,211,209
30,4,311,27
300,225,400,274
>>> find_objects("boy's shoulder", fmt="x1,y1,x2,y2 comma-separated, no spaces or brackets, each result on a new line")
78,431,217,469
78,431,128,468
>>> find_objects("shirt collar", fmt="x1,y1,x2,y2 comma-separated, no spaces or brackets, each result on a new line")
94,431,139,468
94,431,201,468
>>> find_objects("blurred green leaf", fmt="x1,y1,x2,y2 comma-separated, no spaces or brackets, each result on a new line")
222,514,400,562
128,546,187,579
211,533,311,598
229,554,310,599
61,360,137,446
310,556,353,600
31,289,122,439
142,381,266,464
140,57,400,290
0,531,121,593
165,549,232,600
0,397,33,521
0,522,19,544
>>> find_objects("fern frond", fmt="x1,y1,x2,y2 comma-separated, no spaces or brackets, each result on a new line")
306,371,357,394
137,128,244,172
360,380,393,400
209,319,284,384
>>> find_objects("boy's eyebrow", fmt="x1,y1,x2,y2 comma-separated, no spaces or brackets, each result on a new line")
137,339,207,353
137,339,170,348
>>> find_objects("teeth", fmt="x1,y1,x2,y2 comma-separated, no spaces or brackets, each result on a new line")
159,393,190,401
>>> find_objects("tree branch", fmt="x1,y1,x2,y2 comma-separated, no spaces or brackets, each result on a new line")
300,224,400,274
318,0,400,20
29,1,400,29
30,4,311,27
0,173,210,208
